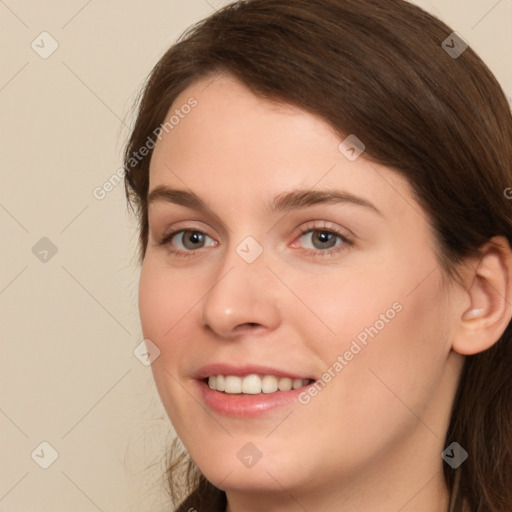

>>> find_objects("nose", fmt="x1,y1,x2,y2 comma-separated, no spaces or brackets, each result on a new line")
200,247,281,339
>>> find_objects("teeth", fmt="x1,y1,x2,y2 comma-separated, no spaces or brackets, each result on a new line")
225,375,242,394
278,377,292,391
261,375,278,393
241,374,261,394
292,378,303,389
216,375,225,392
207,374,311,394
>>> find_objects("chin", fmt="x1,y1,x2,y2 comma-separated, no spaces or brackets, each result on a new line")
191,446,311,494
204,464,299,494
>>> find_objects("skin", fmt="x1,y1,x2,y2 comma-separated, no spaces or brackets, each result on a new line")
138,73,512,512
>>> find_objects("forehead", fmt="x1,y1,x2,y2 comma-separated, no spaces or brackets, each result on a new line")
150,74,336,170
148,74,418,223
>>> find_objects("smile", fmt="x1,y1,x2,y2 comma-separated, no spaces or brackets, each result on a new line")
206,374,314,394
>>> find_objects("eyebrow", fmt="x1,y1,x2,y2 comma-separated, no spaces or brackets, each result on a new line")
147,186,383,217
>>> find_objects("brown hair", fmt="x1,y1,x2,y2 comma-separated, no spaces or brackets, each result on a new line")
123,1,512,510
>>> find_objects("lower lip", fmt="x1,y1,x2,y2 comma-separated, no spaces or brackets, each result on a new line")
196,379,313,418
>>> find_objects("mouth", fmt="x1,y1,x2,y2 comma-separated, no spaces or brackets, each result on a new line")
194,364,318,417
203,374,315,394
197,375,316,418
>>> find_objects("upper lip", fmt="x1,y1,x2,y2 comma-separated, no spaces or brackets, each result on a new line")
195,363,315,381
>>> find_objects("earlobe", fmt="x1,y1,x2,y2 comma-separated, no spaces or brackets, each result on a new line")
452,236,512,356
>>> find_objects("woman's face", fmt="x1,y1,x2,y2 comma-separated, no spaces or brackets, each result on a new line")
139,74,463,507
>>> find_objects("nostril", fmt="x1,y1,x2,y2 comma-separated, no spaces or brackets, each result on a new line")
234,322,262,334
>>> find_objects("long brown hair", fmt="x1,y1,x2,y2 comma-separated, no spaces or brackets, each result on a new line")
123,1,512,510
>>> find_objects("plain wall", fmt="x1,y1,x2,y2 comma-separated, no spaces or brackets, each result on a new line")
0,0,510,510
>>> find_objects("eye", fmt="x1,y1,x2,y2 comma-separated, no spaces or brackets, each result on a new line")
159,229,217,258
157,222,353,259
294,222,353,257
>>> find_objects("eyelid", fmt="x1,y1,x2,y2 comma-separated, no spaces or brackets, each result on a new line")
154,220,214,241
293,220,353,240
148,209,230,239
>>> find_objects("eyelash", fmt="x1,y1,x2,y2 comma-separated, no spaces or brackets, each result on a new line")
158,222,354,259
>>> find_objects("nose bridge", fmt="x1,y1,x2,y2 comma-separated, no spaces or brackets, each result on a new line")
200,234,280,337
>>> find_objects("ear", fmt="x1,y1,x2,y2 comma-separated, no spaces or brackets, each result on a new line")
452,235,512,356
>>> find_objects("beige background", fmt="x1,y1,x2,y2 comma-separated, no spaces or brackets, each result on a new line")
0,0,510,511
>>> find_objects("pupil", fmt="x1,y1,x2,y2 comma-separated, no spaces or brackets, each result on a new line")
316,231,334,248
186,231,203,248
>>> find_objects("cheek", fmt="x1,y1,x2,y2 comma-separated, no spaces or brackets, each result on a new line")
341,274,450,422
287,263,403,354
138,261,200,428
138,258,193,344
138,264,165,345
297,259,450,418
138,258,207,393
